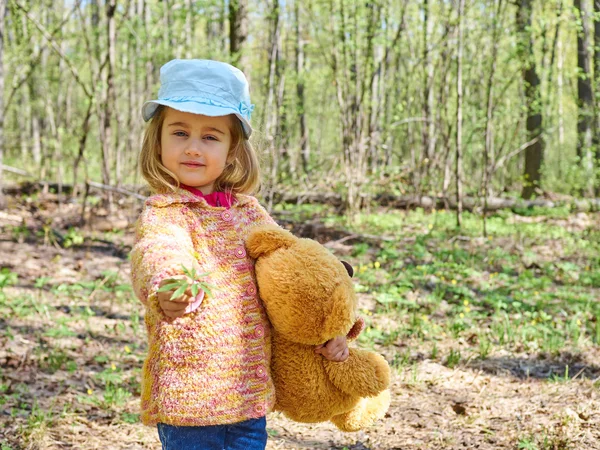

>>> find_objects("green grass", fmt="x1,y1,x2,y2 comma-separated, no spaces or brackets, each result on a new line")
321,207,600,365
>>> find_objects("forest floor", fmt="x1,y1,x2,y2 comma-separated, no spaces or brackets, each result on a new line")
0,190,599,450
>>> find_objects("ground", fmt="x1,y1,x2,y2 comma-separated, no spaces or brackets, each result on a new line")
0,192,599,449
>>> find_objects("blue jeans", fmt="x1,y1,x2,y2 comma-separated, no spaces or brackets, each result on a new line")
157,417,267,450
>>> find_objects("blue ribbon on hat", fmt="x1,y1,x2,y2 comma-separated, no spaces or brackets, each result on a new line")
239,102,254,120
160,96,254,121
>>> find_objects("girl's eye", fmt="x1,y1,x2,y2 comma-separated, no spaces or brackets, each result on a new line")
204,135,218,141
174,131,188,137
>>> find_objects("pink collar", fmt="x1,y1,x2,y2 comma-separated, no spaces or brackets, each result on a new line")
180,185,235,208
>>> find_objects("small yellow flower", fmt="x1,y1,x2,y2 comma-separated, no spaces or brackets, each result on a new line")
577,319,582,326
441,276,446,282
534,291,539,296
459,313,465,319
428,224,433,230
87,389,93,395
463,300,469,306
422,315,429,322
531,320,537,326
374,261,380,268
451,279,457,285
111,363,116,371
124,346,131,353
368,311,373,316
465,307,471,313
368,262,374,268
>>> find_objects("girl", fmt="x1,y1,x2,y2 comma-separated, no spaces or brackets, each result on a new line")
130,59,348,450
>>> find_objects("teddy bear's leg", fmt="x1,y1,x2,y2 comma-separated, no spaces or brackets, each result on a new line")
324,348,390,397
330,389,391,432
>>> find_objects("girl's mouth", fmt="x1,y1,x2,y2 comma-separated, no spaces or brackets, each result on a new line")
182,161,204,168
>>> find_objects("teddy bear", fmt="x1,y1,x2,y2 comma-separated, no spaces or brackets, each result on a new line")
246,225,391,432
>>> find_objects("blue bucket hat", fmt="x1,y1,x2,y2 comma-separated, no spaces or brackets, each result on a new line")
142,59,255,137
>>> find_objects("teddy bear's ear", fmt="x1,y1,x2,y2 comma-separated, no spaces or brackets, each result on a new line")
341,261,354,278
246,225,297,258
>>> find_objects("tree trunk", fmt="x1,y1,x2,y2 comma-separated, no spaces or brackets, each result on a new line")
517,0,545,199
558,32,565,180
421,0,435,186
264,0,280,209
483,0,503,236
229,0,248,73
185,0,194,58
0,0,5,209
294,1,309,175
100,0,116,206
594,0,600,193
575,0,594,196
456,0,464,228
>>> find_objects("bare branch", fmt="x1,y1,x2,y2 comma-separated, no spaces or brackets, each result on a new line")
12,0,92,99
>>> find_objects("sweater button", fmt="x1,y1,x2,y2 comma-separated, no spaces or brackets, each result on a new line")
234,246,246,259
254,404,265,414
221,210,233,221
254,324,265,338
256,365,267,379
247,283,257,296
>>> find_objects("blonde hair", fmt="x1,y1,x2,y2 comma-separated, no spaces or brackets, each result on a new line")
139,105,261,195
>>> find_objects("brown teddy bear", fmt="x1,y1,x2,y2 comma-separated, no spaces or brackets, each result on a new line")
246,225,391,432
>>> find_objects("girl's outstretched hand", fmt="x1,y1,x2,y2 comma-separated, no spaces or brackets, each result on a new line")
315,335,349,362
157,275,199,318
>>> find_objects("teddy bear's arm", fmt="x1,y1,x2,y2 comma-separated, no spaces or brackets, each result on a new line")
323,348,390,398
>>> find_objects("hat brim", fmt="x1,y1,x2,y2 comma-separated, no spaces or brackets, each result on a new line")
142,100,252,137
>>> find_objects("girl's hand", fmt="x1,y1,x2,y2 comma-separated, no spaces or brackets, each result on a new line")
315,335,349,362
157,275,200,318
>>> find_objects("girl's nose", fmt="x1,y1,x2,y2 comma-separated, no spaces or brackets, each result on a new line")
185,137,203,155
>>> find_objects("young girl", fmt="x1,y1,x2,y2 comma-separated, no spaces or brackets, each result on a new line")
130,59,349,450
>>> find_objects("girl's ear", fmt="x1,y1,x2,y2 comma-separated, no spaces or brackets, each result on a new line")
246,225,296,259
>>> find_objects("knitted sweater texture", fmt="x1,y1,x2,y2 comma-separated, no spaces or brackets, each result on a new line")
131,189,277,426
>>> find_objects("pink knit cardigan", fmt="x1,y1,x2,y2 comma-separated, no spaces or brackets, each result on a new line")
131,189,277,426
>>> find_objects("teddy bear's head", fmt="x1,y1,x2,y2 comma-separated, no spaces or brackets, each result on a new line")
247,225,358,345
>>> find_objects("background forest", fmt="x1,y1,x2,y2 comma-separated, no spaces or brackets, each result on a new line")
1,0,600,211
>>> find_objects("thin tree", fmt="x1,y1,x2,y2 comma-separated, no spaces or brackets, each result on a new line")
0,0,6,209
594,0,600,194
574,0,594,196
456,0,464,228
517,0,545,199
229,0,248,74
483,0,504,237
294,0,309,176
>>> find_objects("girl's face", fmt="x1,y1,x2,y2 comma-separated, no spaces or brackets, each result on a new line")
160,108,233,194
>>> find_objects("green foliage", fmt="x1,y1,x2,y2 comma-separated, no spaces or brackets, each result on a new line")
0,268,17,290
318,203,600,367
445,348,462,369
40,348,77,374
157,265,215,300
63,227,84,248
